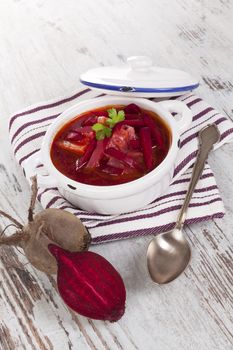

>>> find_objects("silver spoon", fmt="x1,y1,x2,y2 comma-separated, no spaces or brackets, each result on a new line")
147,124,220,284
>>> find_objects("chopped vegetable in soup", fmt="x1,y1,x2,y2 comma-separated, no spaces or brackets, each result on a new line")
50,104,171,186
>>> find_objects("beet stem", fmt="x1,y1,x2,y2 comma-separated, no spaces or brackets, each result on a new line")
0,209,23,229
28,176,38,222
0,230,29,246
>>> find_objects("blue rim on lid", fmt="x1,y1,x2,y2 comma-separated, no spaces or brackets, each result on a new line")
80,56,199,98
80,79,199,93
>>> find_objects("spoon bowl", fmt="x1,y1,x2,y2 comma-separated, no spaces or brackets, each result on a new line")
147,124,220,284
147,229,191,284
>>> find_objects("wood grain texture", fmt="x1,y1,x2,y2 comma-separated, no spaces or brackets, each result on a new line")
0,0,233,349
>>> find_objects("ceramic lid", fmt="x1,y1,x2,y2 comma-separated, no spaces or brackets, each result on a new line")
80,56,199,98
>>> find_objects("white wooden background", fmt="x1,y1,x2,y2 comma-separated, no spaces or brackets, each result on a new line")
0,0,233,349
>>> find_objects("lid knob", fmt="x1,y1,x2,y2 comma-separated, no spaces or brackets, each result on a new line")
127,56,153,72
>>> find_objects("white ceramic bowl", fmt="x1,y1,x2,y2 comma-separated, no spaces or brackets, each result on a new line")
26,97,192,214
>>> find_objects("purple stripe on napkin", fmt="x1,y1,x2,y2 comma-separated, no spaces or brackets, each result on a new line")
9,88,91,130
19,149,40,166
173,151,197,177
186,97,202,107
11,114,59,144
14,131,46,155
92,211,224,244
193,107,214,121
9,90,233,243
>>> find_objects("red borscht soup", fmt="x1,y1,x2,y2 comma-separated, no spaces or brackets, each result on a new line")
50,103,171,186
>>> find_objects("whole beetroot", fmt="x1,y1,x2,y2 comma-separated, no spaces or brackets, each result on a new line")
49,244,126,322
0,177,91,274
0,177,126,322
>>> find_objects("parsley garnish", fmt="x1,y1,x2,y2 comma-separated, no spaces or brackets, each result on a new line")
92,108,125,140
106,108,125,127
92,123,112,140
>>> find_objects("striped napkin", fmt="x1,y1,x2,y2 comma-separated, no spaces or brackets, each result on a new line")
9,88,233,244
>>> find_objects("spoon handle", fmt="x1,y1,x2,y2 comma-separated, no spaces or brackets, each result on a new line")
175,124,220,230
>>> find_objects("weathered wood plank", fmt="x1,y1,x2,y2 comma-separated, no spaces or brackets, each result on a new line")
0,0,233,349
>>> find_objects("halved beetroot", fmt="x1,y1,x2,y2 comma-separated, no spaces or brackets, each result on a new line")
48,244,126,322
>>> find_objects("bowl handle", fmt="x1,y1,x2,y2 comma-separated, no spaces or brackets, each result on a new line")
157,100,192,133
23,151,58,188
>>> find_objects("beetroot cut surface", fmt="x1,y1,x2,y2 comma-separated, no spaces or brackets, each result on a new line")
48,244,126,322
